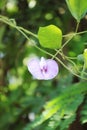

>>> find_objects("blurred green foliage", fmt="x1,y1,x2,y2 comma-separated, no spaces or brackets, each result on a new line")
0,0,87,130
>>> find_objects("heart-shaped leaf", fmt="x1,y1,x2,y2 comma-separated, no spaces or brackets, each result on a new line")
66,0,87,22
38,25,62,49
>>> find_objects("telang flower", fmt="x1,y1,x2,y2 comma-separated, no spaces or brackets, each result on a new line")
27,57,59,80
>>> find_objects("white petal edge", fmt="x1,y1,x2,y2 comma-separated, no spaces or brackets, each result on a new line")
27,58,44,79
43,59,59,80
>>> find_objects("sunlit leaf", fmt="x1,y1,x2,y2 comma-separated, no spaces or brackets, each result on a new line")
38,25,62,49
23,82,87,130
66,0,87,21
81,99,87,124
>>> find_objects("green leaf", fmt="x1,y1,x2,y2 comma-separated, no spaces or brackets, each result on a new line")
83,49,87,68
81,98,87,124
66,0,87,22
23,82,87,130
38,25,62,49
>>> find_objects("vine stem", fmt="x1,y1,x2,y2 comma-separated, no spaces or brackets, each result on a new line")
0,16,37,38
52,34,75,59
18,26,38,38
75,22,80,33
81,63,86,78
76,30,87,35
52,22,80,64
63,30,87,38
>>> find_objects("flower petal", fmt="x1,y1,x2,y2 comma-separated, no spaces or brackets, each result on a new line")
43,59,59,80
27,57,59,80
27,58,44,79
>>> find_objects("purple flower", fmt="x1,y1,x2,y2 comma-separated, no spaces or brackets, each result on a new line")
27,57,59,80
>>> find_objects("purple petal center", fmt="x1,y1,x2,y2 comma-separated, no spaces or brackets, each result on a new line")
41,66,48,73
40,57,48,74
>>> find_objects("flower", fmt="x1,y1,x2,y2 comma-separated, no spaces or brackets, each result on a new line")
27,57,59,80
